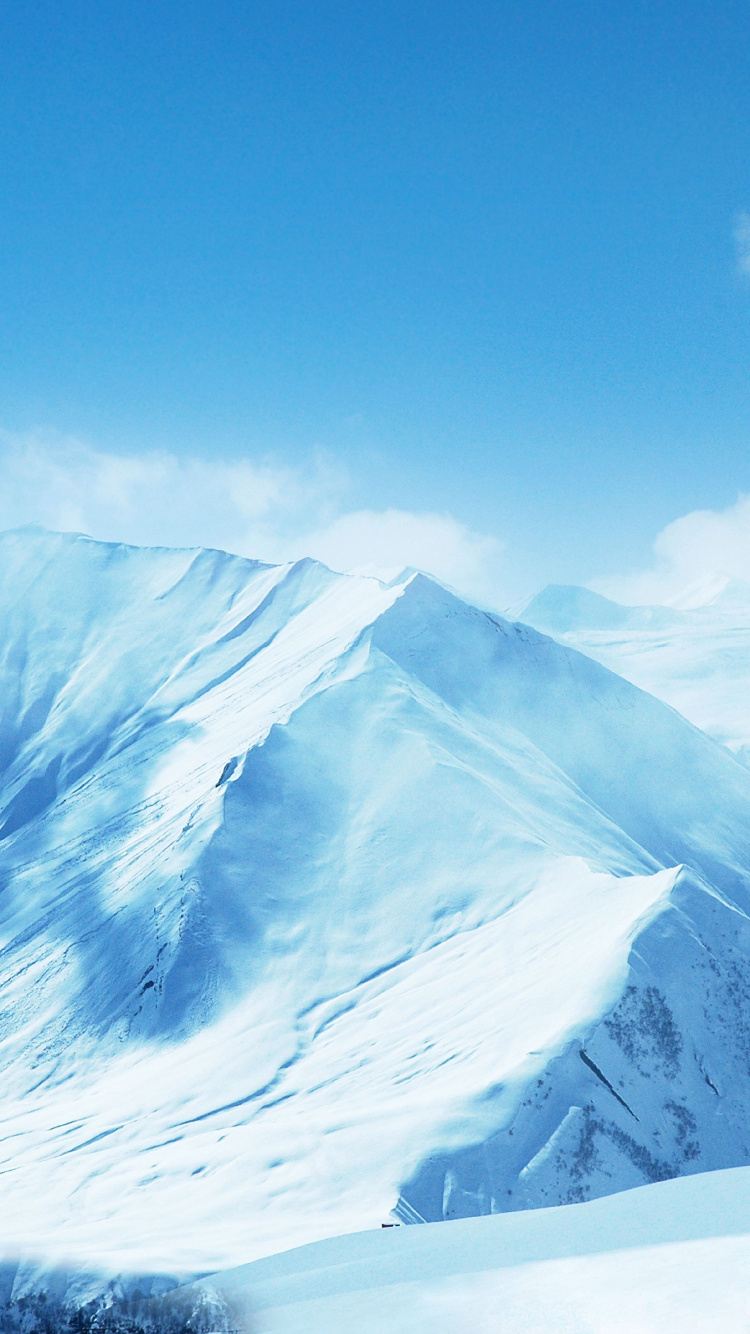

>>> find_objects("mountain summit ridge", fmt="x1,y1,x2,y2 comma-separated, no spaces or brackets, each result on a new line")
0,530,749,1270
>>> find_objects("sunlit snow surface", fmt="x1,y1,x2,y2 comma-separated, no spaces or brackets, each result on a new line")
1,532,750,1277
200,1167,750,1332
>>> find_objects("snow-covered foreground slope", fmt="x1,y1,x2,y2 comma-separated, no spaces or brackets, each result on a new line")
199,1167,750,1332
516,579,750,754
0,531,750,1273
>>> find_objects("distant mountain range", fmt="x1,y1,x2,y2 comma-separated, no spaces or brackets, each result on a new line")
1,530,750,1278
516,579,750,755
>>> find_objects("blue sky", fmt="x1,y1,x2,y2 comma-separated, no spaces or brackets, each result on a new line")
2,0,750,604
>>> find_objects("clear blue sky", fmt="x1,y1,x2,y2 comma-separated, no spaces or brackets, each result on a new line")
2,1,750,595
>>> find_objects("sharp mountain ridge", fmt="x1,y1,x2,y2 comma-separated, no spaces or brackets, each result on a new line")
0,530,748,1272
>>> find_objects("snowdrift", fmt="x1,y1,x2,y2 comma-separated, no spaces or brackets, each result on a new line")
197,1166,750,1332
0,531,748,1273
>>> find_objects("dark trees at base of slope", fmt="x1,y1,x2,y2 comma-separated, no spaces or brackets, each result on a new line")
0,1290,250,1334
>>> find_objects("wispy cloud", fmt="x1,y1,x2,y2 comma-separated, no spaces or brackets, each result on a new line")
0,432,510,609
593,492,750,607
734,211,750,277
303,508,506,607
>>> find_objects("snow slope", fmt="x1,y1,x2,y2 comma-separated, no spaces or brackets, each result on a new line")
0,531,749,1273
198,1166,750,1332
515,579,750,754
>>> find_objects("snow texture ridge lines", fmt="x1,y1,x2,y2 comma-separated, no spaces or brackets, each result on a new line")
0,531,749,1274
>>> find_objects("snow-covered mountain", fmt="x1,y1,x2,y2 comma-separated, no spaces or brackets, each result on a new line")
1,529,750,1276
516,580,750,754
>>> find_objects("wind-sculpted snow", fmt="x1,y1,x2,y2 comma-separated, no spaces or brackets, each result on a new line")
0,530,750,1276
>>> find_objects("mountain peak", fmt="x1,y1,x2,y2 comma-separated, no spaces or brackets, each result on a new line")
0,532,749,1273
513,582,682,633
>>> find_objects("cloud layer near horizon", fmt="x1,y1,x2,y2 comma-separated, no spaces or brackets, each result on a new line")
0,435,508,609
6,433,750,612
594,492,750,607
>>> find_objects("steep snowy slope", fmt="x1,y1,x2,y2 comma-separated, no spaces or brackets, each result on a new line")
0,530,749,1274
516,580,750,754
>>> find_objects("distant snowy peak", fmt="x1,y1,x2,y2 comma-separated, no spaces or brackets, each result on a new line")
515,577,750,635
665,574,750,611
511,584,683,633
515,578,750,752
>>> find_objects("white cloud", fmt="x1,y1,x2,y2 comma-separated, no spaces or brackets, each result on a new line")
302,508,506,607
593,493,750,607
0,433,337,558
735,212,750,277
0,432,510,609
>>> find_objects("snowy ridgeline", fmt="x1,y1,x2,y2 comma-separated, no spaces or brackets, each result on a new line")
0,530,749,1273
